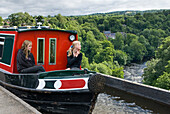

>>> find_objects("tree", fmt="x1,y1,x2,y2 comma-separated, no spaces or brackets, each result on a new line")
77,16,83,24
156,36,170,62
143,59,160,85
113,50,128,66
91,27,105,41
89,62,112,75
98,24,105,32
83,31,101,63
66,20,81,34
129,39,146,62
94,40,114,63
8,12,34,26
143,36,170,88
112,67,124,79
124,33,138,46
110,19,123,33
113,32,124,50
141,29,150,38
103,19,109,31
56,14,67,29
165,60,170,73
134,13,143,20
81,53,90,69
48,17,59,27
155,72,170,90
0,16,3,26
94,47,114,63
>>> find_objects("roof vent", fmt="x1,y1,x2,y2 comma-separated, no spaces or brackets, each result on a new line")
37,22,42,29
36,15,44,29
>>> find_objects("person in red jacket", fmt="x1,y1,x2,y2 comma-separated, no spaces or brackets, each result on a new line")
17,40,45,73
66,41,82,70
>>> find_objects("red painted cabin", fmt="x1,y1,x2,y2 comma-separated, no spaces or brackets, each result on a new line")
0,28,78,73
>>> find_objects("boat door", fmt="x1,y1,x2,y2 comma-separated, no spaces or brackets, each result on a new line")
35,32,58,71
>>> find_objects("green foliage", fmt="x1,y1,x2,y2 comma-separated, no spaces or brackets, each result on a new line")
155,72,170,90
143,36,170,89
94,40,114,63
143,59,160,85
156,36,170,61
83,31,102,63
129,39,147,62
89,61,124,78
0,16,3,26
89,62,112,75
81,53,90,69
165,60,170,73
66,19,81,33
103,19,110,31
8,12,34,26
112,66,124,79
125,33,138,46
113,32,124,50
113,50,128,66
94,47,114,63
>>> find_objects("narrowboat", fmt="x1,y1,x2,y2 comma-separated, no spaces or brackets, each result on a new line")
0,26,98,114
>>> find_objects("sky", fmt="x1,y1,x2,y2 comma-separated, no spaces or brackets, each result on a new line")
0,0,169,18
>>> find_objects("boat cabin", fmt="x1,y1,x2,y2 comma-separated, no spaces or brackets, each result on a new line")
0,27,78,73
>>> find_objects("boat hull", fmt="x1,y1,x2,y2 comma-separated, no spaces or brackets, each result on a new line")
0,70,98,114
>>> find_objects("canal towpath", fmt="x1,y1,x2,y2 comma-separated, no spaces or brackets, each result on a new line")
0,86,41,114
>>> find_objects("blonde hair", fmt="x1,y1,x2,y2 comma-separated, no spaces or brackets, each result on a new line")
21,40,32,59
67,41,81,57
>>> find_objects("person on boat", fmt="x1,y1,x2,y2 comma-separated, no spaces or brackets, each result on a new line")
17,40,45,73
66,41,82,70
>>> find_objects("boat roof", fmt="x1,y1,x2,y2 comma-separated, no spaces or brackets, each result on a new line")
0,27,77,34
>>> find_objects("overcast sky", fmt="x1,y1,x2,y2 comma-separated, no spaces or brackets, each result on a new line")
0,0,169,18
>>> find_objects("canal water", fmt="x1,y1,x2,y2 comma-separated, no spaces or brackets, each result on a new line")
92,62,170,114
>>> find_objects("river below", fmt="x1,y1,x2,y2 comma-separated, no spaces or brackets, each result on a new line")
123,62,147,83
92,62,169,114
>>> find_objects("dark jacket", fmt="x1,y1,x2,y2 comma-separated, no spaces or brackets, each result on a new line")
67,52,82,69
17,49,35,72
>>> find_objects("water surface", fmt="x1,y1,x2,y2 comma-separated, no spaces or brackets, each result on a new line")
92,63,170,114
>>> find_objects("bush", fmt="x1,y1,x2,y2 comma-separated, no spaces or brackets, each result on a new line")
112,67,124,79
155,72,170,90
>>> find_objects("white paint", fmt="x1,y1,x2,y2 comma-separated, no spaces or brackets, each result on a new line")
36,79,46,89
54,80,62,89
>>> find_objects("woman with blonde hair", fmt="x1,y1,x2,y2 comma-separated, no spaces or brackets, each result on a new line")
66,41,82,70
17,40,45,73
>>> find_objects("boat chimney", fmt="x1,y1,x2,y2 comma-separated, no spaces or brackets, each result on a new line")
37,22,42,29
36,15,44,29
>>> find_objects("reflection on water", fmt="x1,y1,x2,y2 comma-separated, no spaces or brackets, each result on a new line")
93,93,153,114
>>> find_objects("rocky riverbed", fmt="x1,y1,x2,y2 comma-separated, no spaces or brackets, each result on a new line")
123,62,147,83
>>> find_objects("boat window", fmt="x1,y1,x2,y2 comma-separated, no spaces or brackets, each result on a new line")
0,37,5,60
0,34,14,66
49,38,56,64
37,38,45,64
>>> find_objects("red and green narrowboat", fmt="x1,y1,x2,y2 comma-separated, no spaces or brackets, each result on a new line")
0,26,98,114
